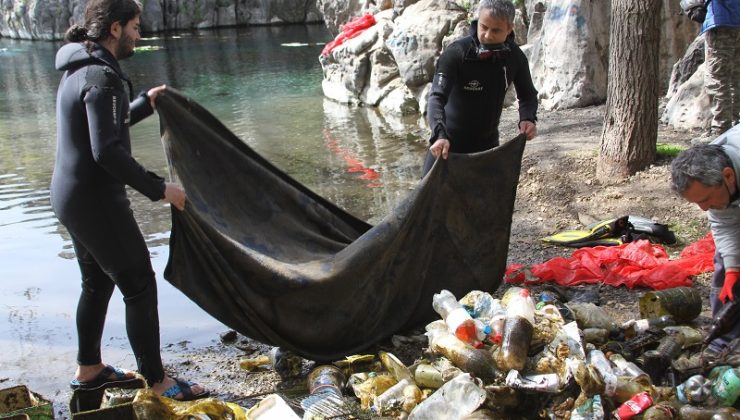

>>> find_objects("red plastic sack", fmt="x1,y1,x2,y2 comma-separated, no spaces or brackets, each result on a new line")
505,233,715,290
321,14,377,57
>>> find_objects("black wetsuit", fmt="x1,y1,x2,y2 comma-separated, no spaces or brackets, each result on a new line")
51,41,166,384
424,22,538,173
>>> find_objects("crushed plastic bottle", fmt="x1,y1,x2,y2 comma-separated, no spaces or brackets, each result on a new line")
532,304,566,347
407,373,486,420
583,328,609,345
711,366,740,407
570,395,604,420
588,349,618,397
460,290,496,320
378,351,412,382
675,374,713,405
569,302,620,333
372,377,422,416
349,373,396,410
614,374,655,404
622,315,676,339
505,370,561,393
430,355,464,383
432,289,482,347
496,288,535,371
426,326,500,383
413,363,444,389
608,353,649,380
500,286,525,307
662,325,704,348
488,299,506,344
238,347,303,378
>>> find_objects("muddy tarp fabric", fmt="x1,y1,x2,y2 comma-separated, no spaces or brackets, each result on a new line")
156,88,525,361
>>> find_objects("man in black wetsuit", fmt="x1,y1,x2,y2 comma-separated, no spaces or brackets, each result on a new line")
52,0,208,401
424,0,538,174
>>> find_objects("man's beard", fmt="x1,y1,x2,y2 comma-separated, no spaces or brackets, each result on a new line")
116,33,135,59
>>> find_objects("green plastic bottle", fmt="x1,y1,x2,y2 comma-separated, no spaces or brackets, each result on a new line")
712,366,740,407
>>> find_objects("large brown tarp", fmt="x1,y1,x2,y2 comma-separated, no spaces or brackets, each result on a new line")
158,88,525,361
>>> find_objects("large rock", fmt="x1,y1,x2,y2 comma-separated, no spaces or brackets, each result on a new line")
0,0,70,40
1,0,322,39
316,0,367,36
320,14,383,104
526,0,694,110
662,35,709,131
528,0,610,110
661,63,711,131
157,0,322,31
319,0,465,114
378,78,419,115
666,34,705,98
385,0,466,87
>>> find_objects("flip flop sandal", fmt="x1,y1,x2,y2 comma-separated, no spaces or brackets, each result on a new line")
161,378,210,401
70,365,140,391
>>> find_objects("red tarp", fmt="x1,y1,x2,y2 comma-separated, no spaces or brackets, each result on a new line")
505,233,715,290
321,14,377,57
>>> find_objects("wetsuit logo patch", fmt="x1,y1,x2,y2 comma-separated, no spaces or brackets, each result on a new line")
436,73,447,89
112,95,118,125
464,80,484,92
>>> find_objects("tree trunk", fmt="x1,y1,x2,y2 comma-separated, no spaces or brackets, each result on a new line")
597,0,662,181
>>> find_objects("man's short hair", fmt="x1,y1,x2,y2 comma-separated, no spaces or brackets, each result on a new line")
670,144,732,194
478,0,516,24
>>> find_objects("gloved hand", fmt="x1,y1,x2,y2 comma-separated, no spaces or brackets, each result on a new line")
719,271,740,303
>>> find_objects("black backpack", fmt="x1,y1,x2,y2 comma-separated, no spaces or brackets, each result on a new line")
680,0,709,23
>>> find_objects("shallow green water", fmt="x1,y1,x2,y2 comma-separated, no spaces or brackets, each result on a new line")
0,25,426,394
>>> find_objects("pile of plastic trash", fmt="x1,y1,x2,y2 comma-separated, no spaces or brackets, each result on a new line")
244,285,739,419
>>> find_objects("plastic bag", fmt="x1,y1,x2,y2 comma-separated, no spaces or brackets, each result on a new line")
506,235,715,290
320,14,376,57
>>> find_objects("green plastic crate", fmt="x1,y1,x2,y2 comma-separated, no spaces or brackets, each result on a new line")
0,385,54,420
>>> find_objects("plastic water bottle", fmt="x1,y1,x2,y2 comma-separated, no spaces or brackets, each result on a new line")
622,315,675,339
372,378,422,416
496,288,535,371
569,302,620,333
676,374,713,405
583,328,610,345
432,290,481,347
505,370,561,393
407,373,486,420
425,327,500,383
608,353,649,380
238,347,302,378
588,349,618,397
488,299,506,344
712,366,740,407
413,363,444,389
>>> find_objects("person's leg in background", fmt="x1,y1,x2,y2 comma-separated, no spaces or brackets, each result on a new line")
704,27,738,136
